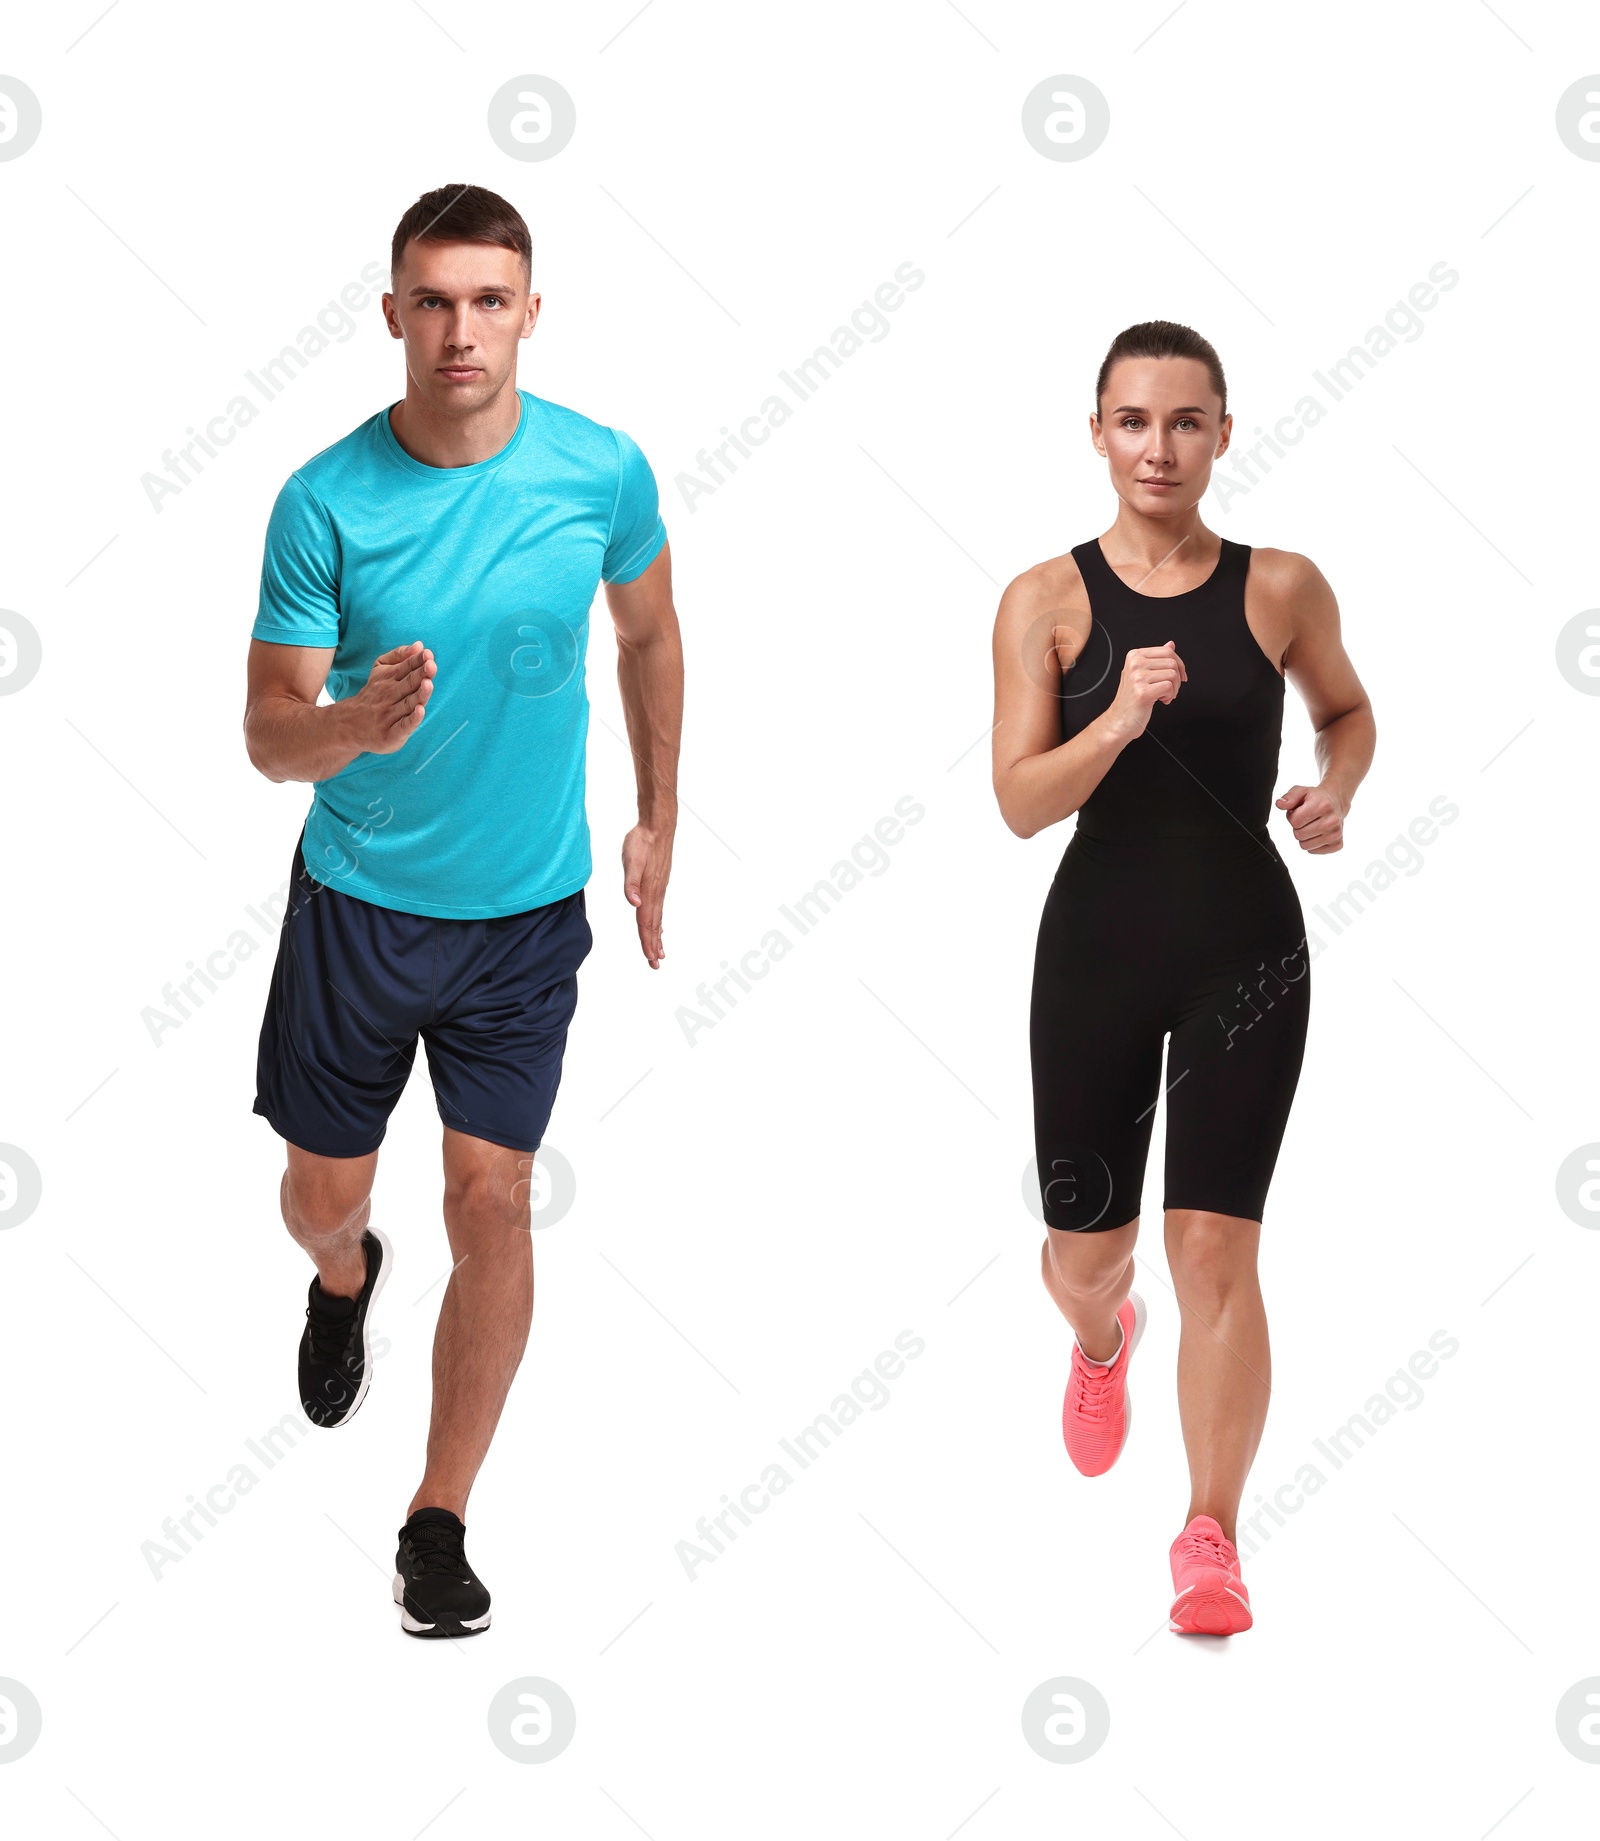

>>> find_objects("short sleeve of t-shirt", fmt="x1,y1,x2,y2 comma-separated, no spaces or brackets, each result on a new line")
601,429,668,585
253,473,342,646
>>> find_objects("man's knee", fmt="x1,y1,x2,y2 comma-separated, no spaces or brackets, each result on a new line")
444,1156,533,1239
281,1167,371,1242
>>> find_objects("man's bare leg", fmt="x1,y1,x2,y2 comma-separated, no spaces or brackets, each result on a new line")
407,1127,537,1521
281,1144,379,1297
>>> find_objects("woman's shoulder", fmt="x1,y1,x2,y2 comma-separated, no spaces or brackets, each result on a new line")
998,546,1091,628
1244,544,1328,600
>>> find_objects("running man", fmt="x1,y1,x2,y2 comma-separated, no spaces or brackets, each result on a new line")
993,320,1374,1634
243,184,683,1638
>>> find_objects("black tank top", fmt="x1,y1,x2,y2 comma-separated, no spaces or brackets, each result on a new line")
1060,536,1284,841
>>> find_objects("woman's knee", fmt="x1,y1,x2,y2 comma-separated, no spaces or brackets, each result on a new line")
1044,1226,1134,1303
1167,1211,1258,1311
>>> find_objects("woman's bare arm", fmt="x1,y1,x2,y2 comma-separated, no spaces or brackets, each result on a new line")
991,564,1188,839
1258,550,1375,854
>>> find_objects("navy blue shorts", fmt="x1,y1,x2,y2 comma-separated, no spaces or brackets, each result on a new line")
253,832,592,1159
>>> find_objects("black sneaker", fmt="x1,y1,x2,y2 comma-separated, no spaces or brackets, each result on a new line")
392,1508,493,1638
298,1227,391,1428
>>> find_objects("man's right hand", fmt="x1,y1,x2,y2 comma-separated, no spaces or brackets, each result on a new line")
345,642,437,754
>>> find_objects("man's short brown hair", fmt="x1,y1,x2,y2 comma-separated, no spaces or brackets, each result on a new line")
390,184,532,287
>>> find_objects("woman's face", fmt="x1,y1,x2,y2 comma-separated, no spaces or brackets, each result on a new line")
1092,355,1231,515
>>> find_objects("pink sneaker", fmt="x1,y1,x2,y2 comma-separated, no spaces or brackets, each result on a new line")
1168,1515,1253,1634
1061,1292,1146,1476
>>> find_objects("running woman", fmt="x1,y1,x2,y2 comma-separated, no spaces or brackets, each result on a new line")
991,321,1374,1634
243,184,683,1639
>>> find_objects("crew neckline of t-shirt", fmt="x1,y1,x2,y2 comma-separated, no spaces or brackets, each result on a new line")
377,389,532,479
1092,534,1228,601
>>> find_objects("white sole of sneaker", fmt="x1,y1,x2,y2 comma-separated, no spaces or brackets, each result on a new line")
392,1574,493,1636
327,1226,392,1430
1102,1289,1148,1473
1119,1288,1141,1458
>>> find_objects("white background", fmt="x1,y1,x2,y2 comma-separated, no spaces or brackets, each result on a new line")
2,0,1597,1831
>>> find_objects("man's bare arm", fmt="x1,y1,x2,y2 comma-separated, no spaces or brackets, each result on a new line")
243,638,437,783
603,542,683,969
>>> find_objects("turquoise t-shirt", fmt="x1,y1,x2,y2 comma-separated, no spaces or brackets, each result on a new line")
252,390,667,918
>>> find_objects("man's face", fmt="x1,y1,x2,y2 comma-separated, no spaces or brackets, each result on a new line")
383,238,539,411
